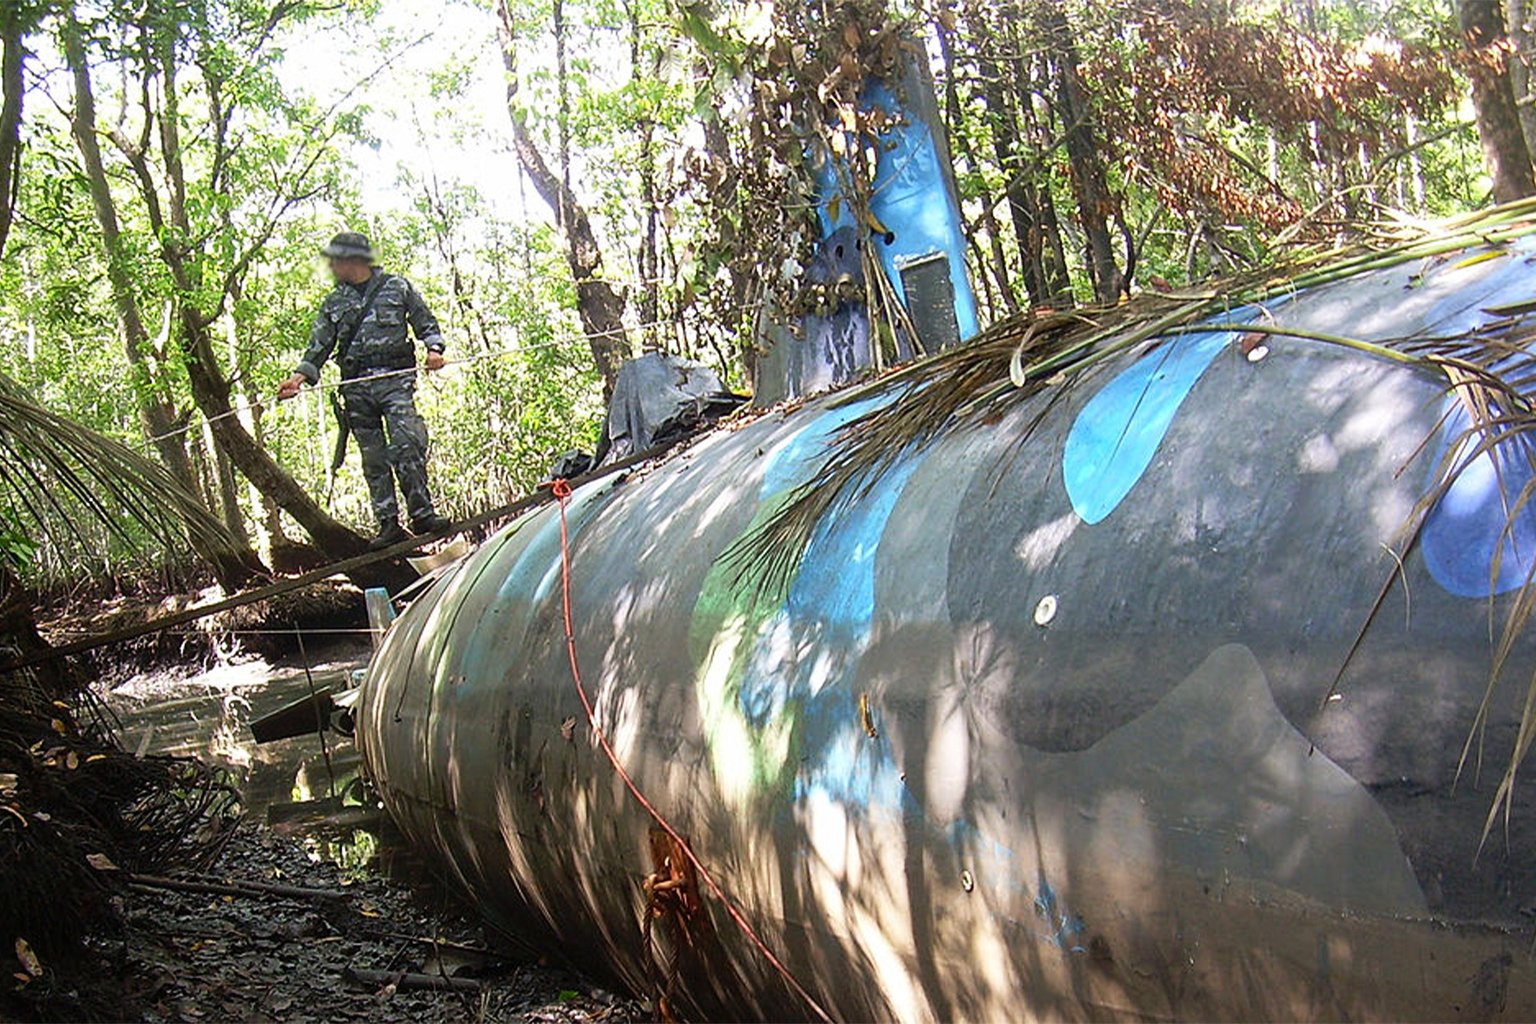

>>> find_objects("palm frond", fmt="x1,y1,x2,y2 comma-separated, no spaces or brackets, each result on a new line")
0,373,244,574
724,195,1536,840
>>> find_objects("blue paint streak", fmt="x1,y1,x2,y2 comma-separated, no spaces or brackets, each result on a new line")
735,415,925,810
784,451,924,807
1034,873,1088,953
787,452,922,631
760,395,893,498
1064,315,1254,524
793,720,908,809
736,633,790,731
1408,246,1536,599
1058,242,1536,595
1423,396,1536,598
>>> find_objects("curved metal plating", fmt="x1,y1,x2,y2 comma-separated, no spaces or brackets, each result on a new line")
359,242,1536,1021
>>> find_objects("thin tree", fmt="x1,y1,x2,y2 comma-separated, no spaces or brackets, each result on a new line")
61,17,262,588
1039,1,1127,303
496,0,630,391
0,1,26,261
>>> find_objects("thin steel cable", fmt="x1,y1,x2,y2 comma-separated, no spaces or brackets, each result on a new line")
138,303,766,449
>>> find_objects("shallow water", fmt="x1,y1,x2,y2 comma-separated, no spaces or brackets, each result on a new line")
76,636,642,1021
102,637,378,861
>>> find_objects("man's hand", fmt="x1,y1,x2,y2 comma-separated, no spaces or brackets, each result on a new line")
424,351,446,372
275,373,307,402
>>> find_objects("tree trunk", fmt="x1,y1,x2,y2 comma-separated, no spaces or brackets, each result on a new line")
205,419,250,548
973,10,1046,308
985,3,1072,308
62,18,261,589
1506,0,1536,161
1041,3,1124,303
1460,0,1536,202
496,0,629,389
0,2,24,261
986,85,1060,307
225,280,285,555
631,3,662,353
936,16,1019,316
244,391,287,548
177,311,375,562
64,24,194,489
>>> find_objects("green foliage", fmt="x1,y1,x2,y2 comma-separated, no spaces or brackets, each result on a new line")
0,523,37,572
0,0,1514,587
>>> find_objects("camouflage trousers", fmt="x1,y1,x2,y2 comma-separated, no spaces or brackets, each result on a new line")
340,373,438,530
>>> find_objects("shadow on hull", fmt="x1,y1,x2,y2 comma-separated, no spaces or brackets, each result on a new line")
358,239,1536,1020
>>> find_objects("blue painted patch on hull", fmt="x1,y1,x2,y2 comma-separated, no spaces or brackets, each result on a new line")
1064,316,1254,524
1402,244,1536,598
783,449,923,807
724,400,929,810
1422,398,1536,597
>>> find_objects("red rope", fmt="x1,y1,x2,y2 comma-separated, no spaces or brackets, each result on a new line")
548,478,834,1023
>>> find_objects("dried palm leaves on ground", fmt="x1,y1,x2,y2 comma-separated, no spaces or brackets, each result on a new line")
723,196,1536,844
0,372,258,588
0,579,240,1020
0,372,256,1018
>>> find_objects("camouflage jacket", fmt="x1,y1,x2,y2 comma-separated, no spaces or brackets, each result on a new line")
295,272,446,382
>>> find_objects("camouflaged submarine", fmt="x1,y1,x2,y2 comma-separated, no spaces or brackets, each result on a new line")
353,221,1536,1021
352,31,1536,1020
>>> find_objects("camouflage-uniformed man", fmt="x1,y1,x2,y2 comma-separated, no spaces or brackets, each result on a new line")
276,232,453,549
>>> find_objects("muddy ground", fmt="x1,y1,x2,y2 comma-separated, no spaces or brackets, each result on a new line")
14,612,651,1023
53,825,645,1023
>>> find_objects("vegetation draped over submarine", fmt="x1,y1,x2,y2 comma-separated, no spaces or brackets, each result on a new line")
358,205,1536,1021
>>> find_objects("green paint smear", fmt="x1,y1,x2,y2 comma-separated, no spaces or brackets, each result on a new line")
689,490,804,805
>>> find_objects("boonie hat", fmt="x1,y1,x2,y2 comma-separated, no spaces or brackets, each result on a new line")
320,231,376,263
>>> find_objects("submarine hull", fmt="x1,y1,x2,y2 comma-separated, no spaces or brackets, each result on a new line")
359,246,1536,1020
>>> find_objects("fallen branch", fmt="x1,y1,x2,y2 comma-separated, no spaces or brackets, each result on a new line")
381,933,500,957
127,872,347,902
5,437,684,672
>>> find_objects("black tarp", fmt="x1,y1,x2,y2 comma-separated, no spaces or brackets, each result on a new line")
547,353,746,480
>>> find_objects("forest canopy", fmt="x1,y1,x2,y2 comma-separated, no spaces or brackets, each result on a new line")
0,0,1524,584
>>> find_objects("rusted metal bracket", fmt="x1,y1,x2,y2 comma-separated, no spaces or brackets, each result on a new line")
645,828,703,925
642,827,708,1020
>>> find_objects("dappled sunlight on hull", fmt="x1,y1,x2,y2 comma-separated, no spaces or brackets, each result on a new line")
358,249,1536,1019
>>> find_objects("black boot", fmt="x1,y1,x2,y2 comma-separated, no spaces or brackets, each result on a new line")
370,520,409,550
409,513,454,537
